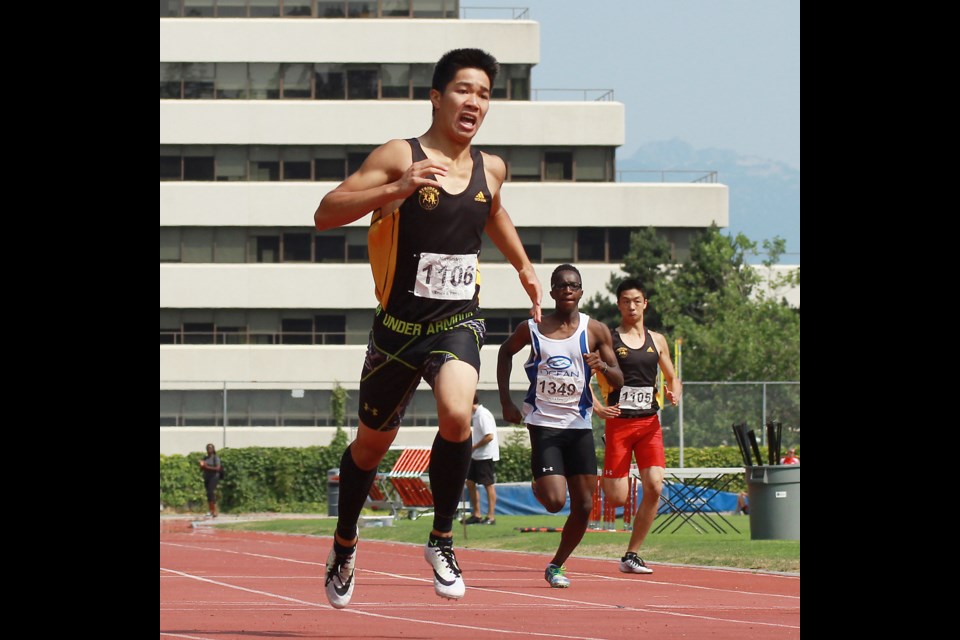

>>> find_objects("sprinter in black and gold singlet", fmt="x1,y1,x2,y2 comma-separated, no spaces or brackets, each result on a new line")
593,279,682,576
313,48,542,609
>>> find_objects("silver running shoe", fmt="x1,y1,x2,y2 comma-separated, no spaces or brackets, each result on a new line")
619,552,653,574
544,563,570,588
424,541,465,600
325,546,356,609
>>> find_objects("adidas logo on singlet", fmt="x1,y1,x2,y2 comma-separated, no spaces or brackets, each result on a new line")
647,347,655,352
474,191,487,203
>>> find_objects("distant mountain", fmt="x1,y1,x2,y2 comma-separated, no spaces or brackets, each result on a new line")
616,140,800,263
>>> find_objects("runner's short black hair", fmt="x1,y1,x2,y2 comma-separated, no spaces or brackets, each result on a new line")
432,48,499,93
616,278,647,299
551,264,582,287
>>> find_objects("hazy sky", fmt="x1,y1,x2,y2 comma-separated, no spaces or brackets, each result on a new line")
468,0,800,169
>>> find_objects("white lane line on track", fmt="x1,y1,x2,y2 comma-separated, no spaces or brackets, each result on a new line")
161,553,799,631
161,540,798,600
160,567,605,640
161,565,799,632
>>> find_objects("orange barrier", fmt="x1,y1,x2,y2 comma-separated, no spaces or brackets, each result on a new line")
389,448,433,508
590,475,639,532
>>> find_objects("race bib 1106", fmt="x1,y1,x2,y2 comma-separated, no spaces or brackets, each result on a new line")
414,252,478,300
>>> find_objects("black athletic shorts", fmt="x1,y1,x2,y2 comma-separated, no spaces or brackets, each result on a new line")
466,458,497,485
358,306,486,430
528,425,597,479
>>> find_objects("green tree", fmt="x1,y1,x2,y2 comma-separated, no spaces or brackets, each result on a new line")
584,226,671,329
582,224,800,446
329,382,349,453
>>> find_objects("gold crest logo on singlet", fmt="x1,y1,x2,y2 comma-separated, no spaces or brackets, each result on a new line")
418,186,440,210
616,347,629,359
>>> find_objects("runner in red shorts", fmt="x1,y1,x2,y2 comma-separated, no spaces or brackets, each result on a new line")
594,279,682,575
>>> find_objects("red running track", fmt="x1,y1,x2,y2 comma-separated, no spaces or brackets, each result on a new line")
160,521,799,639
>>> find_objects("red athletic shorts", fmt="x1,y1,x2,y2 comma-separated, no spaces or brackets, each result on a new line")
603,414,666,477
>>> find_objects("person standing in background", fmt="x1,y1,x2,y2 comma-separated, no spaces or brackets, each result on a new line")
463,394,499,525
780,448,800,464
199,443,222,518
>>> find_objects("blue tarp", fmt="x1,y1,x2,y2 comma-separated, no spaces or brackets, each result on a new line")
471,481,739,516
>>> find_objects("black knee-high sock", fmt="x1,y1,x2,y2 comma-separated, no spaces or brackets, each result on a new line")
429,434,473,534
335,445,378,543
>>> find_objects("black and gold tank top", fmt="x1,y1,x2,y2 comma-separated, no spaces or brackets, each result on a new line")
367,138,491,323
606,329,661,417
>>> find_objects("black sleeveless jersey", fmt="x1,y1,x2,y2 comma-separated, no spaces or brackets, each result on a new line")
607,329,661,417
367,138,492,323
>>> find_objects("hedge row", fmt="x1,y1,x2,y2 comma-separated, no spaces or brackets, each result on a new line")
160,435,796,513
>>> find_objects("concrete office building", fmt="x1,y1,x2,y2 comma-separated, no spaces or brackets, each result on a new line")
160,1,729,454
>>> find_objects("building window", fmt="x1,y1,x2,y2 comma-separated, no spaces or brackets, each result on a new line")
411,64,433,99
345,228,369,263
164,0,460,18
216,63,248,99
161,145,616,182
214,227,247,263
249,0,281,17
544,151,573,181
315,234,346,262
347,0,375,17
182,63,215,99
160,151,182,180
216,147,247,181
160,228,182,262
282,147,312,180
250,146,281,181
159,226,645,265
316,1,346,17
183,322,215,344
283,233,312,261
314,157,345,181
163,61,527,100
575,147,608,181
160,63,182,99
381,64,411,98
184,156,214,181
542,228,574,262
255,235,280,263
577,228,605,262
281,318,313,344
183,1,215,18
315,64,346,99
508,148,540,182
381,0,411,17
315,314,347,344
250,63,281,99
509,66,531,100
284,1,313,16
282,63,312,99
347,67,378,99
216,0,247,17
608,228,631,262
412,0,452,18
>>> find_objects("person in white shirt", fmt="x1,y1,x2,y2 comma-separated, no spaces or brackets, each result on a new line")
463,394,500,524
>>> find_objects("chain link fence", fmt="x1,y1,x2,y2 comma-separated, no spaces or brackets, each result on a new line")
658,382,800,449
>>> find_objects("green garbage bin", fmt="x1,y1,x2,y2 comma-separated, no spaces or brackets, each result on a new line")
327,468,340,517
746,465,800,540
